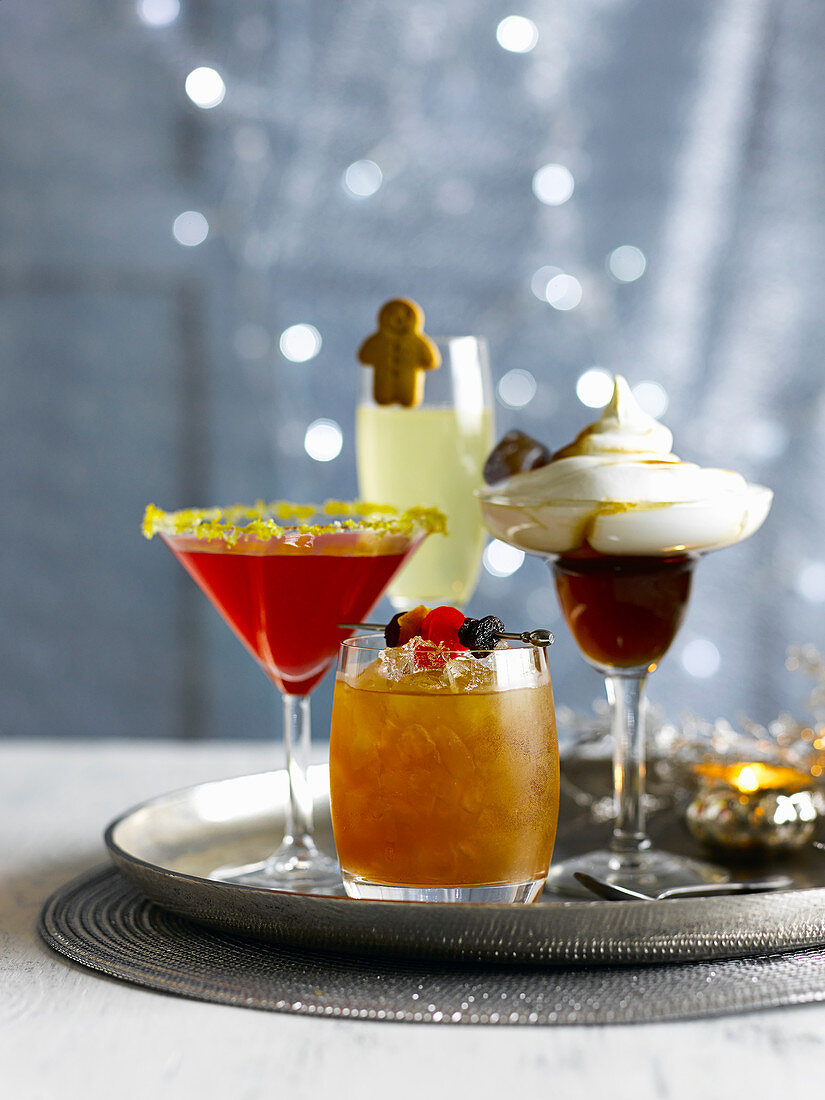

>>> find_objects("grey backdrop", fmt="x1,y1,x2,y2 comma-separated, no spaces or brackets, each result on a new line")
2,0,823,743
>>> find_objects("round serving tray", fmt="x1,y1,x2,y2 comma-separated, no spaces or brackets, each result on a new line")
105,764,825,967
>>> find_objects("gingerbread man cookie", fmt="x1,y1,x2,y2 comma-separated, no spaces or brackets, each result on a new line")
358,297,441,407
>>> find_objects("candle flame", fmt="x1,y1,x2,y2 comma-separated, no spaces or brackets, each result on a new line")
694,761,813,794
733,765,760,793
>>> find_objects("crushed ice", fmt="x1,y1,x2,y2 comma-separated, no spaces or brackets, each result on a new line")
372,636,498,692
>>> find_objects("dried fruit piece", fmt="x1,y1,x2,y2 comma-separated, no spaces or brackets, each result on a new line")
420,605,468,653
458,615,505,652
482,430,552,485
384,612,404,647
384,605,430,647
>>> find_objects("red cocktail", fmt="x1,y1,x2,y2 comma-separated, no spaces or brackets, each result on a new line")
167,532,409,695
144,500,443,889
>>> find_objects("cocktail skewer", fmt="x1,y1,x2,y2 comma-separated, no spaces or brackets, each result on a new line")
493,628,554,647
339,621,554,647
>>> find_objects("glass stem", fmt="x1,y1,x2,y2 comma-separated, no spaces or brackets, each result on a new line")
605,672,651,855
282,693,315,847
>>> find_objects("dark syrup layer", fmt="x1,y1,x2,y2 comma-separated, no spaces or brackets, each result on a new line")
551,548,697,670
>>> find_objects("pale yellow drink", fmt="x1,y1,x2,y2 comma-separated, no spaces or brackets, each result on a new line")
357,404,494,607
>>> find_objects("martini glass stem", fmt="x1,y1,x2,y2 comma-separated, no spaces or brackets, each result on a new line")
605,671,651,856
282,693,315,850
207,688,340,888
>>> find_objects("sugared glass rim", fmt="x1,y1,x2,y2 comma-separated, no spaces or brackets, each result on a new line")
142,500,446,547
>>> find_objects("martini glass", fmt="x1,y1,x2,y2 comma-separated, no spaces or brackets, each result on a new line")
143,500,443,890
478,491,773,896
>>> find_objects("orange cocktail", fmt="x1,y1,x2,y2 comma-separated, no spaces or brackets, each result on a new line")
330,636,558,903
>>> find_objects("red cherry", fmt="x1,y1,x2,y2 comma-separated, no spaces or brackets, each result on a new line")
420,606,468,653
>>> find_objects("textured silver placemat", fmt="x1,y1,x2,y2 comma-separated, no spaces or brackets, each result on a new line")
39,866,825,1025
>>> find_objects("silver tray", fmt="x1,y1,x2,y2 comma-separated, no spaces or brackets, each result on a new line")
105,763,825,967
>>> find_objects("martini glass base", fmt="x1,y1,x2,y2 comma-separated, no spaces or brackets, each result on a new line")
210,836,342,894
544,847,729,899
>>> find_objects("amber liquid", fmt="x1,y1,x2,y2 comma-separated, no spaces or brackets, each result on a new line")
330,679,559,887
551,548,697,670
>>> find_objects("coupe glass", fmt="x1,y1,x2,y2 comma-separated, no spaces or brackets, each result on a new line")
356,336,494,610
143,500,441,890
329,634,559,902
478,491,773,896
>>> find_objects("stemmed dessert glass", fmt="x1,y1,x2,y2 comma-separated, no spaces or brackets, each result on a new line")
478,493,773,896
356,336,494,610
143,499,442,891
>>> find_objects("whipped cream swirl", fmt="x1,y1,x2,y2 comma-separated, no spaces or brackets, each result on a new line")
478,376,772,556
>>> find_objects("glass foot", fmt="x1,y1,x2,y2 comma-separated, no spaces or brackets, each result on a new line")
544,848,729,899
341,871,546,903
210,836,343,893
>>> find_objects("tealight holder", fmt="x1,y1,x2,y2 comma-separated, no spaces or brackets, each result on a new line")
686,762,819,855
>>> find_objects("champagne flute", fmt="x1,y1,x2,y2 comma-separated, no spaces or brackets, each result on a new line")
356,336,494,611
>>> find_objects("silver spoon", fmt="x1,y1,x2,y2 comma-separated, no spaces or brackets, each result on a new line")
573,871,794,902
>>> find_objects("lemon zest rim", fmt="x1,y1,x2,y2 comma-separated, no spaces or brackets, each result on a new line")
142,500,447,547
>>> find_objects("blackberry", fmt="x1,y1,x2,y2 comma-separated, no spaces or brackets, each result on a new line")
458,615,505,653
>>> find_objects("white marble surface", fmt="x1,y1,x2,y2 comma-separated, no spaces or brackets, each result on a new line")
3,739,825,1099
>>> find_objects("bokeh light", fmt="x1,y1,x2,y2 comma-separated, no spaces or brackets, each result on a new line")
681,639,721,678
607,245,647,283
184,67,226,109
632,381,669,418
279,324,322,363
742,418,789,462
576,368,613,408
137,0,180,27
532,164,575,206
795,562,825,603
530,265,562,300
304,419,343,462
342,160,383,198
483,540,526,578
172,210,209,246
496,16,539,53
545,273,583,311
497,369,537,409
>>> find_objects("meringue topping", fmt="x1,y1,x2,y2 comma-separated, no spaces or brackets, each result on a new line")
477,375,773,556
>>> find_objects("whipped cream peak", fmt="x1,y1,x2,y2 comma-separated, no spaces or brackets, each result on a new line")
477,373,773,556
553,375,675,460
